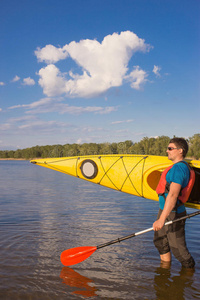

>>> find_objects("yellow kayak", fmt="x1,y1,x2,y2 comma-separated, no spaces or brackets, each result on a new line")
30,155,200,210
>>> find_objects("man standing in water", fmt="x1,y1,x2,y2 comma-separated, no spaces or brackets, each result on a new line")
153,137,195,268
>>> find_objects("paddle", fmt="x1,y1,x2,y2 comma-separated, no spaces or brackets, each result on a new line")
60,210,200,266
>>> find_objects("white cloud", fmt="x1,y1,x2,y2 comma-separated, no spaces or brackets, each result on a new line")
35,31,151,98
0,108,2,112
0,116,37,132
9,104,27,109
0,123,11,131
8,97,117,115
9,97,53,110
76,138,82,144
0,82,5,86
0,118,71,133
8,115,36,123
23,77,35,86
18,120,58,130
111,119,134,124
59,104,117,115
11,75,20,82
153,65,161,77
35,44,68,64
126,66,148,90
38,65,66,96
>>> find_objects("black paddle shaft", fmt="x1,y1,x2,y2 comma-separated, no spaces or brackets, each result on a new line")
96,210,200,250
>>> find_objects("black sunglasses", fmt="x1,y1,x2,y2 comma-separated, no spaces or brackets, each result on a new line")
167,147,180,151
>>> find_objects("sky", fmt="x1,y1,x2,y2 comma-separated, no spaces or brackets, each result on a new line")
0,0,199,150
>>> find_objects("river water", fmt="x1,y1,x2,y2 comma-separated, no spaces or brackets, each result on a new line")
0,160,199,300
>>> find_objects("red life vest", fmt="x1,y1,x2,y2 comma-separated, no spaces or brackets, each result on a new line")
156,161,195,203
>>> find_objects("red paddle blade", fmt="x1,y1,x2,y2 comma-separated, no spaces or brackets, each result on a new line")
60,246,97,266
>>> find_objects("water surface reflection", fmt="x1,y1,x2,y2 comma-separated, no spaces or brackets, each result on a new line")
154,263,197,300
60,267,97,297
0,161,199,299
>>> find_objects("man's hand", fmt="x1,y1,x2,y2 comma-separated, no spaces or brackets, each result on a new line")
153,219,165,231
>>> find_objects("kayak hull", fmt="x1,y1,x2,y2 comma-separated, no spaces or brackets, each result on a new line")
31,155,200,210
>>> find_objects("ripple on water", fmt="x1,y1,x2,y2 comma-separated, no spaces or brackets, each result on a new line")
0,161,200,299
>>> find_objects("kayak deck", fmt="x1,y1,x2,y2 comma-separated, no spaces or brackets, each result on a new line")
31,155,200,210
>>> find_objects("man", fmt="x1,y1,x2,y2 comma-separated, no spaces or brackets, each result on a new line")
153,137,195,268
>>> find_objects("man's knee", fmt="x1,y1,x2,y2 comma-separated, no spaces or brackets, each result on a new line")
154,236,170,254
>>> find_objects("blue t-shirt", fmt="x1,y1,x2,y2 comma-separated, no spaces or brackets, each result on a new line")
159,161,190,213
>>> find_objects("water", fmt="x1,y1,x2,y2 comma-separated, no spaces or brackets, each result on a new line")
0,160,199,300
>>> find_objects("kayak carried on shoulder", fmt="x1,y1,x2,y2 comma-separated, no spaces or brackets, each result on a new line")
30,154,200,210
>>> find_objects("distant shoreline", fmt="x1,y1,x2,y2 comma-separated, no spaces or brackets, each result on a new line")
0,156,198,161
0,158,27,161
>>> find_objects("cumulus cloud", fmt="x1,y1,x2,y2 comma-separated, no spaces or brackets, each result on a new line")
0,82,5,86
11,75,20,82
126,66,148,90
23,77,35,86
35,44,68,63
153,65,161,77
35,31,152,98
38,65,66,96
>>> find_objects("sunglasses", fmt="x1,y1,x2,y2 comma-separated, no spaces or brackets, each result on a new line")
167,147,180,151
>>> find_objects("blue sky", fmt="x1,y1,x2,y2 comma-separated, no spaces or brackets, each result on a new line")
0,0,199,150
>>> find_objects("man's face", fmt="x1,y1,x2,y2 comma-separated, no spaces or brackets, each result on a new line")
166,143,181,161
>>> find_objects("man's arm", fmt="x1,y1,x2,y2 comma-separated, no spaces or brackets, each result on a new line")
153,182,182,231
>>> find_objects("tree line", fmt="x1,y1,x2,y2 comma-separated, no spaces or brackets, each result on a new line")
0,134,200,160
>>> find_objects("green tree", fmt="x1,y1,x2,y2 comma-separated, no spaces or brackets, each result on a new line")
140,137,155,155
63,144,79,156
110,142,118,154
0,134,199,159
153,136,170,156
99,142,112,154
188,134,200,159
49,145,64,157
14,149,23,159
117,140,133,154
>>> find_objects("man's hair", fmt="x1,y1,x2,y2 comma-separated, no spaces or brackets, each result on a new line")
169,137,188,158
